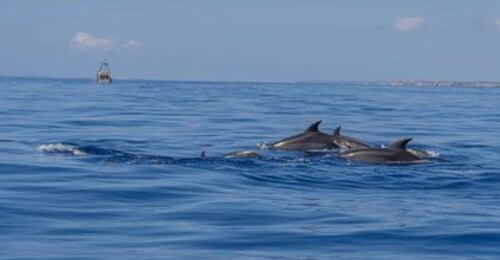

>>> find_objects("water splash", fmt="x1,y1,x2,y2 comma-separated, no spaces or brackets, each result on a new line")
37,143,87,155
407,149,440,158
257,142,272,150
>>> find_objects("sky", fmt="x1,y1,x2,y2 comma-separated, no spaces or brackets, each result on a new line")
1,0,500,82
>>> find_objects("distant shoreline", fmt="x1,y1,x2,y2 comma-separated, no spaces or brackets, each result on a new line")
2,76,500,88
298,80,500,88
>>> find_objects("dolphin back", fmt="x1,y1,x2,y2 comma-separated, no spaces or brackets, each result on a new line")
331,126,371,151
340,148,423,164
224,150,262,158
339,137,423,164
270,120,337,151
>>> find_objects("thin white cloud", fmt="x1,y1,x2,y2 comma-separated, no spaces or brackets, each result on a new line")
71,31,142,51
492,18,500,30
393,17,425,33
122,39,142,50
71,31,114,50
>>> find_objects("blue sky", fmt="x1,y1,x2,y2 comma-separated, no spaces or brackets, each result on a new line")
1,0,500,82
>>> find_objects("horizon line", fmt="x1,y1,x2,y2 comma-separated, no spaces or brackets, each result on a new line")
2,75,500,86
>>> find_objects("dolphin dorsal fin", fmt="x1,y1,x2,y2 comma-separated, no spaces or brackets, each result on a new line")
200,150,206,158
333,126,341,136
388,138,412,150
305,120,322,133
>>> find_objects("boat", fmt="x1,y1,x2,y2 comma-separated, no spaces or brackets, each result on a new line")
96,62,113,84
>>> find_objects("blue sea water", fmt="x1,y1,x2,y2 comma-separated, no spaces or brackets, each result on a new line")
0,77,499,259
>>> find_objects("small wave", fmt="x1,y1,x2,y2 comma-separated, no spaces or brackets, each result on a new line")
37,143,87,155
408,149,440,158
424,150,440,158
37,142,209,166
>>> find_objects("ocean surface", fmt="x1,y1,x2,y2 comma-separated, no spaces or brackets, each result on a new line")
0,77,499,259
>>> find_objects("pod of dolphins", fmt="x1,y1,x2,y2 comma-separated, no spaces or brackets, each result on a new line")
220,120,430,164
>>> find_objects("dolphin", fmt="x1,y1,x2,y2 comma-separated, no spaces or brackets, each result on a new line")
269,120,338,151
332,127,434,158
201,150,262,159
339,138,424,164
224,150,262,158
332,126,372,151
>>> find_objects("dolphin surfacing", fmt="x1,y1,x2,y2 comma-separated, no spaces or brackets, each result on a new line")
201,150,262,159
224,150,262,158
269,120,338,151
339,138,424,164
332,126,372,151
